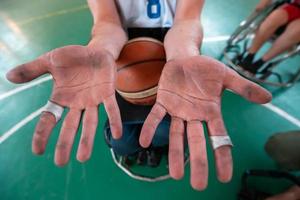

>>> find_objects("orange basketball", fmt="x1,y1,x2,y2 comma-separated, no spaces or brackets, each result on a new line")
116,37,166,105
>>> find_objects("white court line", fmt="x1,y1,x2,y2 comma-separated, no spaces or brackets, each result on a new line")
0,76,52,101
263,103,300,128
203,35,230,43
0,106,45,144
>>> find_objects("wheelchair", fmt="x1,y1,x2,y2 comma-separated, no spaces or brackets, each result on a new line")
222,0,300,87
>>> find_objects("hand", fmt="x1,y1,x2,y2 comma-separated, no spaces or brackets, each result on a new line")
6,45,122,166
139,55,272,190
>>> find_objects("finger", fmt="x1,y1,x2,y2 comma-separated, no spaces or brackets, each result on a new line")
187,121,208,191
76,107,98,162
168,117,185,180
6,55,49,83
55,109,81,166
207,116,233,183
103,95,122,139
32,112,57,155
224,67,272,104
139,103,166,148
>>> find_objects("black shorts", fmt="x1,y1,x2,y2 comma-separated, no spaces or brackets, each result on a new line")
127,27,170,42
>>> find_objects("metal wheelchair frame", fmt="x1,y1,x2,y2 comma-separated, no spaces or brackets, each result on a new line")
222,0,300,87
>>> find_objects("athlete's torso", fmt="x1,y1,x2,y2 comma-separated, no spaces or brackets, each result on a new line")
115,0,177,28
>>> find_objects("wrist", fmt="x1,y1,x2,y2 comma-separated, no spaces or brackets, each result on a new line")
88,22,127,59
165,45,200,61
87,37,115,58
164,20,203,61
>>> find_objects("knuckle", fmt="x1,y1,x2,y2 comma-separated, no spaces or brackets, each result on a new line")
56,141,70,150
169,148,182,158
34,127,46,137
188,135,203,144
193,159,208,169
80,136,90,147
171,130,183,136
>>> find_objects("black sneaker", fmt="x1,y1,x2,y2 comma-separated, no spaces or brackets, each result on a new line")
136,150,148,166
237,53,259,74
147,147,164,168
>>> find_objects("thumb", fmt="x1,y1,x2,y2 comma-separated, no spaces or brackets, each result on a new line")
6,55,50,84
224,67,272,104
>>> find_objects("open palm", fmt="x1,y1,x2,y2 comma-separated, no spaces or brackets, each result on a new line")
139,55,272,190
7,45,122,166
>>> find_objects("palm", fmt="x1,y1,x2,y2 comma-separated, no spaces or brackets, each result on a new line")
139,55,272,190
48,46,115,109
156,56,225,121
7,45,122,166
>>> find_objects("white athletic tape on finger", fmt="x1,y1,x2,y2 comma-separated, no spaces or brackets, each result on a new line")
210,136,233,150
43,101,64,122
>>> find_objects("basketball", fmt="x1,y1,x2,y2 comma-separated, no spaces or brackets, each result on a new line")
116,37,166,105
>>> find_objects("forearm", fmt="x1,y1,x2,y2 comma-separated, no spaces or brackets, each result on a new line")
164,20,203,61
87,0,127,59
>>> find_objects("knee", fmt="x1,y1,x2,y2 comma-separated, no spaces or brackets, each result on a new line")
286,23,300,40
258,20,278,33
259,10,288,31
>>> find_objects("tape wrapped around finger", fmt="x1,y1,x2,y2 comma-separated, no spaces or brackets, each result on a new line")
43,101,64,122
210,136,233,150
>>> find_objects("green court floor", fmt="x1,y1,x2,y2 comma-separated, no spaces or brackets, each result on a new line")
1,0,300,199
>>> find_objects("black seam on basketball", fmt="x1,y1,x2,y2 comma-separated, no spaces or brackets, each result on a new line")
117,84,158,93
117,59,166,71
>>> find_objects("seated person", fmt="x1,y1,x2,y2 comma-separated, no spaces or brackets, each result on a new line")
239,0,300,74
104,93,171,167
6,0,272,190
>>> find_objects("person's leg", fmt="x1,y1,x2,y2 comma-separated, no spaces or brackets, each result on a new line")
105,122,143,156
105,118,171,166
239,7,289,71
151,116,171,147
248,8,289,54
262,18,300,61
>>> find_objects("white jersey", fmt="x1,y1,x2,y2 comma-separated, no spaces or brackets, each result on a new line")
115,0,177,28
